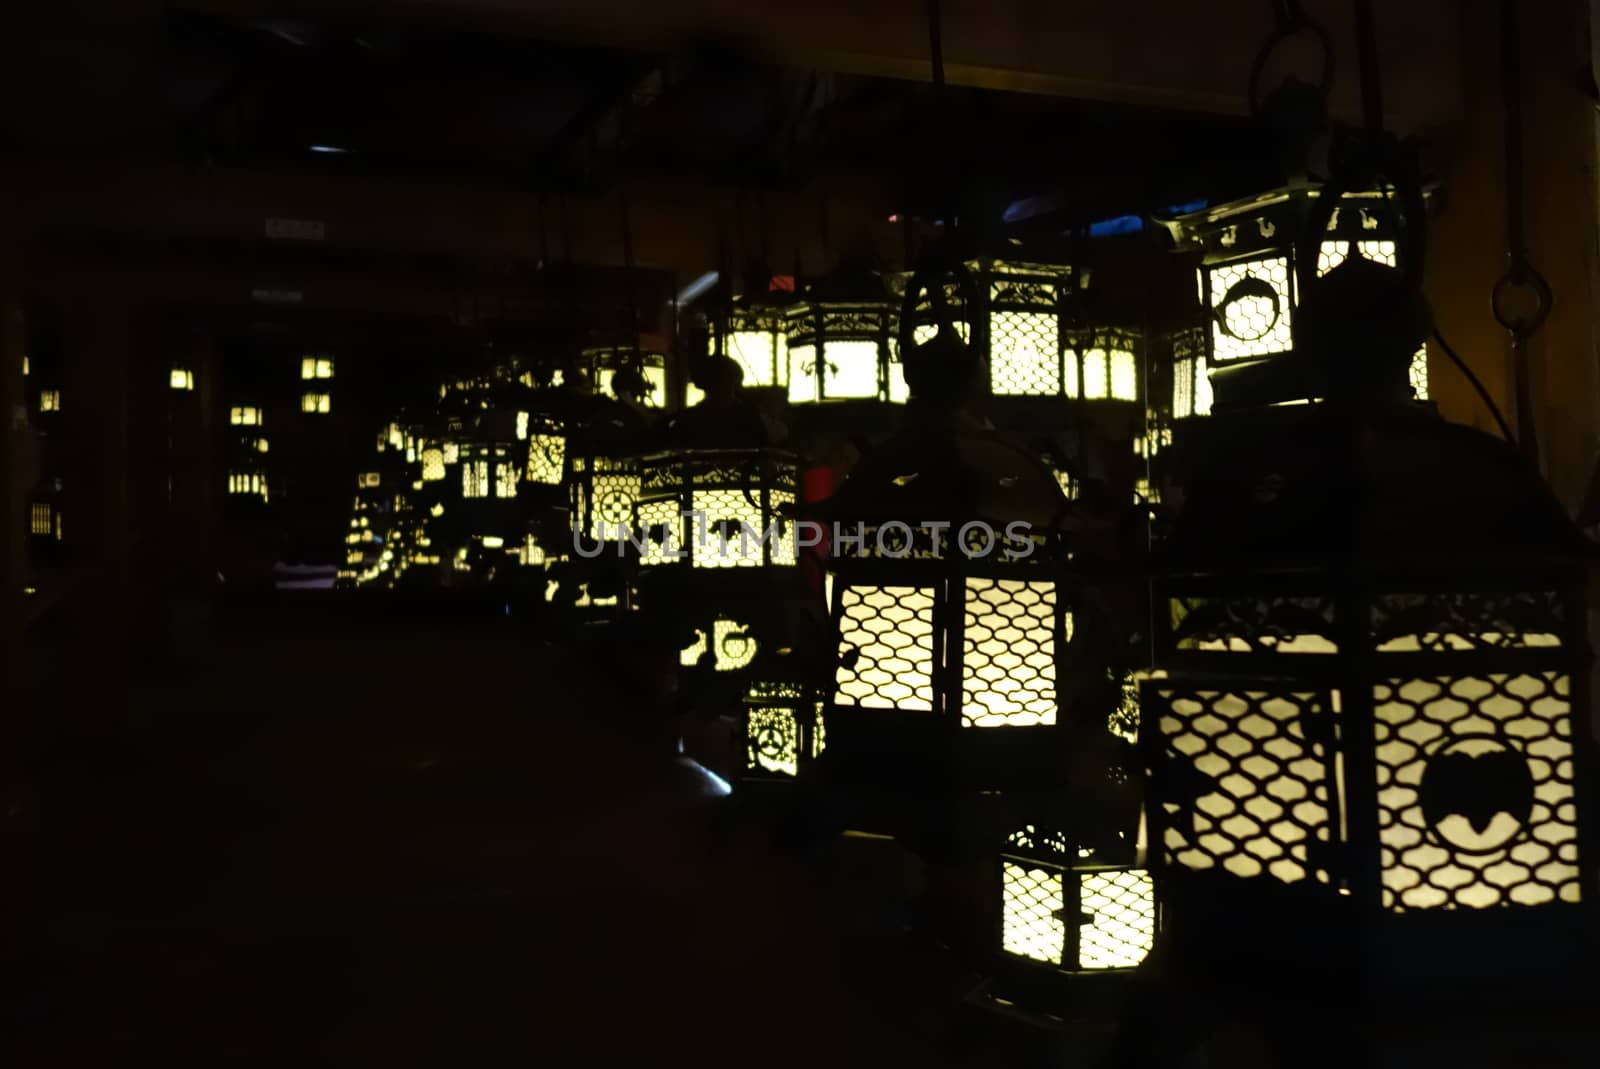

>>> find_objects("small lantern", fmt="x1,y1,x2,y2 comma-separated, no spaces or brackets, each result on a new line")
634,449,800,571
566,396,644,542
785,255,903,405
575,346,670,409
169,365,194,391
1156,186,1432,412
1142,185,1590,988
998,825,1156,978
742,679,826,782
709,265,792,392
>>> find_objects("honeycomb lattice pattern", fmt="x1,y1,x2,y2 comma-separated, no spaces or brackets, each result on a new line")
587,470,640,540
463,460,489,499
1002,863,1064,964
421,448,446,481
1317,239,1397,275
526,434,566,485
1154,686,1336,884
1373,672,1581,911
1079,870,1156,970
834,585,937,710
768,491,797,565
637,499,681,565
990,310,1060,396
1209,256,1292,361
962,578,1058,727
691,488,767,568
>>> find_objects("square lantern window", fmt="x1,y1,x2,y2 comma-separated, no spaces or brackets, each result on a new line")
524,418,568,487
302,392,331,414
742,681,825,782
679,616,761,673
30,502,53,537
579,347,669,409
983,259,1069,398
231,406,263,427
1168,326,1214,420
784,264,897,405
39,389,60,412
999,826,1156,976
711,303,789,391
634,449,800,570
1160,190,1430,411
227,471,269,501
301,356,334,380
169,366,194,391
571,454,641,541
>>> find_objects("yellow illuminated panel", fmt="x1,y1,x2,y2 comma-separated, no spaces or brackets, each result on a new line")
691,488,767,569
990,310,1058,396
834,585,936,710
962,578,1058,727
1374,672,1580,911
231,406,263,426
301,356,334,380
1078,871,1155,969
821,340,881,399
786,344,816,404
586,469,640,540
301,392,331,414
227,472,268,500
463,460,489,499
1209,256,1292,361
525,434,565,486
520,536,545,567
30,503,51,535
40,390,60,412
170,368,194,391
678,619,757,672
725,329,787,389
359,472,380,488
637,500,681,565
421,448,446,481
748,707,800,777
1002,863,1064,964
515,412,529,440
495,462,518,499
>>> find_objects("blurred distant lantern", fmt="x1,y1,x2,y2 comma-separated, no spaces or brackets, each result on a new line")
785,253,904,405
819,251,1075,793
567,397,644,542
996,825,1155,985
169,363,194,391
1141,172,1590,989
709,263,792,392
1155,184,1432,414
573,345,670,409
742,676,825,782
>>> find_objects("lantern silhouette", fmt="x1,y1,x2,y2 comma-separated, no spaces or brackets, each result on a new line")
710,265,792,392
819,253,1076,794
741,676,826,784
635,448,800,572
1141,181,1590,989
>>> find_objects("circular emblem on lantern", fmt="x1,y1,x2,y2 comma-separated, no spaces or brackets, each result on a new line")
597,488,633,524
1215,275,1283,341
1417,734,1535,855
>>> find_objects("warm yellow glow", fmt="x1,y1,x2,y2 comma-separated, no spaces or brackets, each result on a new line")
30,503,51,535
463,460,489,498
301,356,334,380
835,585,936,710
586,467,641,540
430,503,444,518
1002,863,1065,964
747,706,800,777
724,330,786,389
990,310,1058,396
1209,256,1292,361
1108,349,1138,401
680,619,759,672
21,354,27,376
170,368,194,390
228,471,268,500
520,536,545,566
515,412,529,440
1374,672,1580,911
255,438,269,453
421,448,446,481
962,578,1058,728
525,434,565,485
40,389,60,412
54,513,62,539
359,472,380,488
680,629,707,667
1078,870,1156,969
443,441,459,464
1376,632,1562,653
387,423,404,449
1195,634,1338,654
481,535,504,549
1158,689,1333,883
301,392,331,414
495,462,518,499
787,341,881,402
690,489,766,568
785,345,815,404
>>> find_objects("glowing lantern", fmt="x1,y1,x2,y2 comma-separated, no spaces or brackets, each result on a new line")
742,678,825,784
574,346,669,409
1141,202,1589,987
169,365,194,391
785,255,901,405
709,265,792,392
997,825,1155,983
1155,185,1432,412
819,254,1075,792
566,397,644,542
634,449,800,571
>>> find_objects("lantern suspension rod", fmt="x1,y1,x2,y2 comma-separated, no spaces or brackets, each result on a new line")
619,186,641,355
926,0,946,101
1352,0,1383,134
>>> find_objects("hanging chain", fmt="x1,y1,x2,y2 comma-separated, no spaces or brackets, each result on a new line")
1492,0,1552,465
1248,0,1333,117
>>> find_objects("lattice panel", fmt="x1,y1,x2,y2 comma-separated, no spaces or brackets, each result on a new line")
1209,256,1292,361
834,585,937,710
1373,672,1581,911
421,448,446,481
747,707,800,777
1317,239,1397,275
1078,870,1156,970
1154,687,1337,884
962,578,1058,727
1409,345,1429,401
637,499,681,565
1002,863,1065,965
495,462,518,498
463,460,489,499
768,491,797,565
1371,592,1564,652
587,471,640,540
1171,596,1338,654
820,340,881,399
990,310,1060,396
526,434,566,485
691,488,766,568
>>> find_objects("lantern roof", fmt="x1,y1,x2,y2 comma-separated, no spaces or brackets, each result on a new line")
1167,403,1587,571
565,393,647,457
795,252,892,308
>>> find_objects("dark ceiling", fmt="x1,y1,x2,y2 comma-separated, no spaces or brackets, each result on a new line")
1,7,1290,231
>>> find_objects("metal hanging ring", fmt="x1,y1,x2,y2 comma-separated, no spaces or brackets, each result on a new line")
897,247,982,359
1491,261,1552,336
1247,15,1335,117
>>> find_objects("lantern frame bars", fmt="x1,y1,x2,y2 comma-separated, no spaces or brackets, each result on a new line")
713,302,790,393
742,678,826,783
824,525,1075,790
575,346,671,408
633,448,802,571
783,294,901,406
